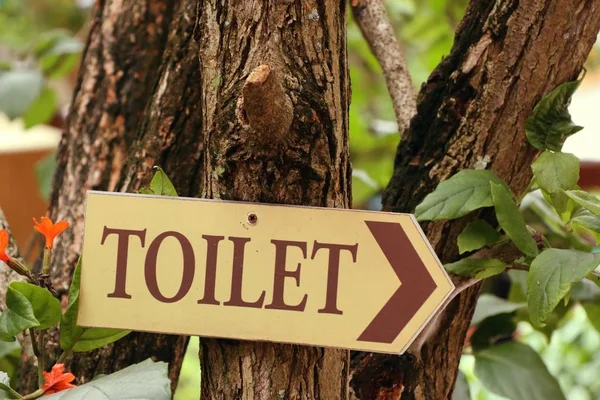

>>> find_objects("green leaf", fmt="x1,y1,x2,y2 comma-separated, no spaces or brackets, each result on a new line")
542,190,575,223
525,76,583,151
0,69,44,119
570,208,600,233
415,170,507,221
33,30,83,79
457,219,501,254
452,371,470,400
563,190,600,218
39,45,81,79
471,294,525,325
527,249,600,327
44,359,171,399
9,282,60,330
60,258,130,352
531,151,580,194
470,313,516,351
149,167,178,197
0,341,21,388
22,86,58,129
35,151,56,201
0,371,16,398
139,188,153,195
0,286,39,342
32,29,73,56
583,303,600,333
445,258,507,279
474,342,566,400
491,182,539,257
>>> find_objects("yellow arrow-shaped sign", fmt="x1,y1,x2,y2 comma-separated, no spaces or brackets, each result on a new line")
79,191,454,354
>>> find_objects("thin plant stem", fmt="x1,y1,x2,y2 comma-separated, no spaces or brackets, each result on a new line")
56,347,73,364
37,330,46,382
2,385,24,399
28,329,44,386
21,388,45,400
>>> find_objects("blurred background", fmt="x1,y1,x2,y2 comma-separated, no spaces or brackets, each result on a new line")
1,0,600,399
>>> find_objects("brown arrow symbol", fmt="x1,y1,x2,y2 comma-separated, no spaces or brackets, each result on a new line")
357,221,436,344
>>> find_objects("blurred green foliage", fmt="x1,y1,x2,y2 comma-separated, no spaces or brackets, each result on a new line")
349,0,468,209
0,0,86,50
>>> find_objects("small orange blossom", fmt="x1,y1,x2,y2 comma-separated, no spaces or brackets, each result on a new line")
42,363,76,394
0,229,10,263
33,217,70,249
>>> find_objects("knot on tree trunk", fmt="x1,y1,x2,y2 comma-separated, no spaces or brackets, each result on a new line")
238,64,294,143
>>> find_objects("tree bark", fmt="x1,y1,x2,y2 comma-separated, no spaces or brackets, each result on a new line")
21,0,352,398
188,1,352,398
19,0,195,392
350,0,600,398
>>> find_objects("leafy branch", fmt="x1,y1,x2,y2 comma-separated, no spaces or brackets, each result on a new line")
416,71,595,400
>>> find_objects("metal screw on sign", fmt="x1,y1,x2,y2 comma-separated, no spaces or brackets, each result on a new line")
247,212,258,225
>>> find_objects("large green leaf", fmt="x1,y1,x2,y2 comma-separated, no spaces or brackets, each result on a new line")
445,258,506,279
491,182,539,257
148,167,178,197
474,342,566,400
10,282,60,329
44,359,171,400
470,313,516,351
527,249,600,327
525,76,583,151
564,190,600,218
471,294,525,325
22,86,58,129
457,219,501,254
531,151,580,194
452,371,470,400
0,286,39,341
0,341,21,385
60,258,130,352
583,303,600,333
0,371,16,399
415,170,506,221
543,190,576,223
570,208,600,233
0,69,44,119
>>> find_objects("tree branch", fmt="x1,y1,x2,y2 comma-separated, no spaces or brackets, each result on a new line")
351,0,416,133
240,64,294,144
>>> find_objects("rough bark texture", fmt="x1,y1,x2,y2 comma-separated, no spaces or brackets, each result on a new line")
19,0,196,392
21,0,352,397
189,1,352,398
350,0,600,399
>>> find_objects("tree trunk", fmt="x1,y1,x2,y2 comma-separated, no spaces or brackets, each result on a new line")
350,0,600,398
189,1,352,398
21,0,352,398
19,0,196,392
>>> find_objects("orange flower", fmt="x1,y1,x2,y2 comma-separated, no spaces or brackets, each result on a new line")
42,363,76,394
33,217,70,249
0,230,10,263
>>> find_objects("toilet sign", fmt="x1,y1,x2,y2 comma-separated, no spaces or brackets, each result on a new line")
79,191,453,354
